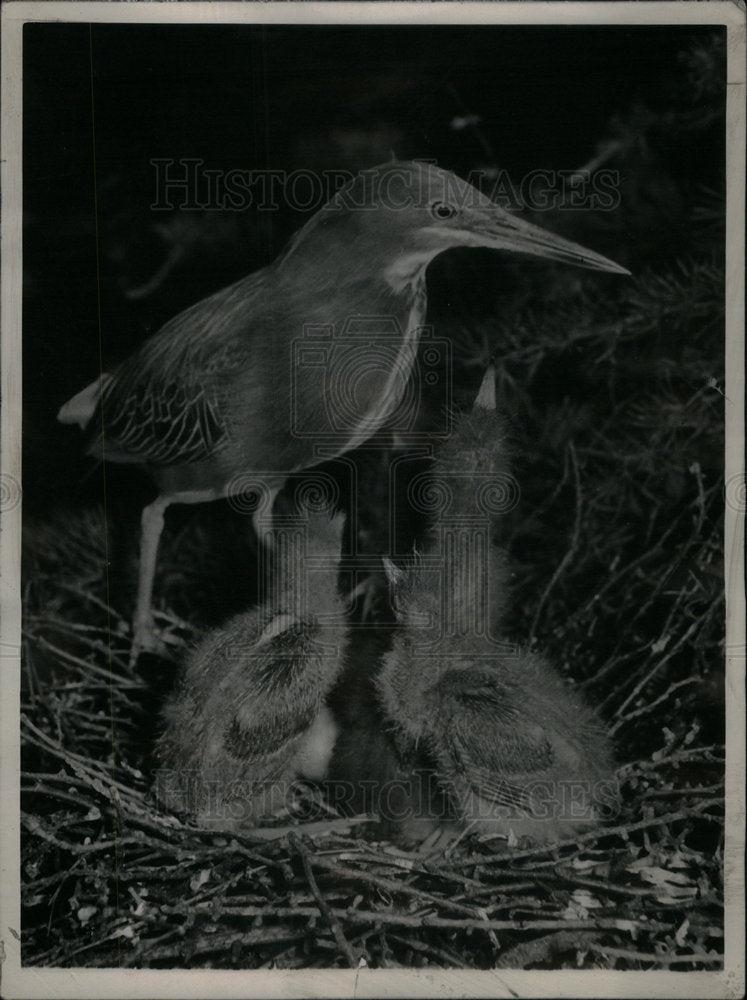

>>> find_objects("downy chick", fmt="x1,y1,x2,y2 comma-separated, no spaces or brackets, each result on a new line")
155,506,347,829
376,367,618,844
377,640,618,844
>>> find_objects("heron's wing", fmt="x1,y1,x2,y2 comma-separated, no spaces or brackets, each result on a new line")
89,270,270,466
223,706,316,765
436,670,555,807
213,618,323,765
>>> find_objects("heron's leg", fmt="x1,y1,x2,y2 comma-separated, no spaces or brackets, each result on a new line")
251,485,281,603
130,488,220,664
250,485,280,548
130,496,171,664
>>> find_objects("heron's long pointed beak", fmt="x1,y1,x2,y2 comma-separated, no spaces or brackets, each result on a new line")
459,209,630,275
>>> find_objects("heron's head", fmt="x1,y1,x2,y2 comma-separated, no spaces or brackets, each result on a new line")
304,160,629,286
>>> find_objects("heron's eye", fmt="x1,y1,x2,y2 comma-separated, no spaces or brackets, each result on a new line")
431,201,456,220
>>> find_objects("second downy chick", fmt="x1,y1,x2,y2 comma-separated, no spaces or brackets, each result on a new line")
376,366,618,844
377,642,618,844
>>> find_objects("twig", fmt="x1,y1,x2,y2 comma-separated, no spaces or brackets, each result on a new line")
529,440,583,641
387,932,474,967
618,745,723,774
496,930,604,968
445,798,724,868
586,942,723,966
640,784,724,799
26,635,137,686
613,618,704,720
21,812,142,855
21,717,148,800
154,899,676,934
610,676,701,733
309,853,486,919
48,583,129,625
289,833,358,968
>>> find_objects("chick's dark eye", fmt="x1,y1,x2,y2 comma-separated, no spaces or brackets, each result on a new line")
431,201,456,220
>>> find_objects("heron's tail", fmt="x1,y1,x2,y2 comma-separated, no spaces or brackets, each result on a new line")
57,374,112,430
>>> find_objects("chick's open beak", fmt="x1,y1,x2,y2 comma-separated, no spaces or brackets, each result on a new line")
457,207,631,275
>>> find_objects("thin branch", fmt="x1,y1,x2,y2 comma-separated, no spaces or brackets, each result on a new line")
587,943,723,967
446,798,724,868
289,833,358,968
529,440,583,641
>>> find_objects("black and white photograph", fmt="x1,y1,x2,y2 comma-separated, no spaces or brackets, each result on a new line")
0,2,744,996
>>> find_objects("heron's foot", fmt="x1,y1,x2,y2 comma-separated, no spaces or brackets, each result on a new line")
128,615,162,667
129,609,193,666
416,822,462,858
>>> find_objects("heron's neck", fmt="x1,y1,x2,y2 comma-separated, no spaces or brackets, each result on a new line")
382,248,441,294
272,230,437,319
